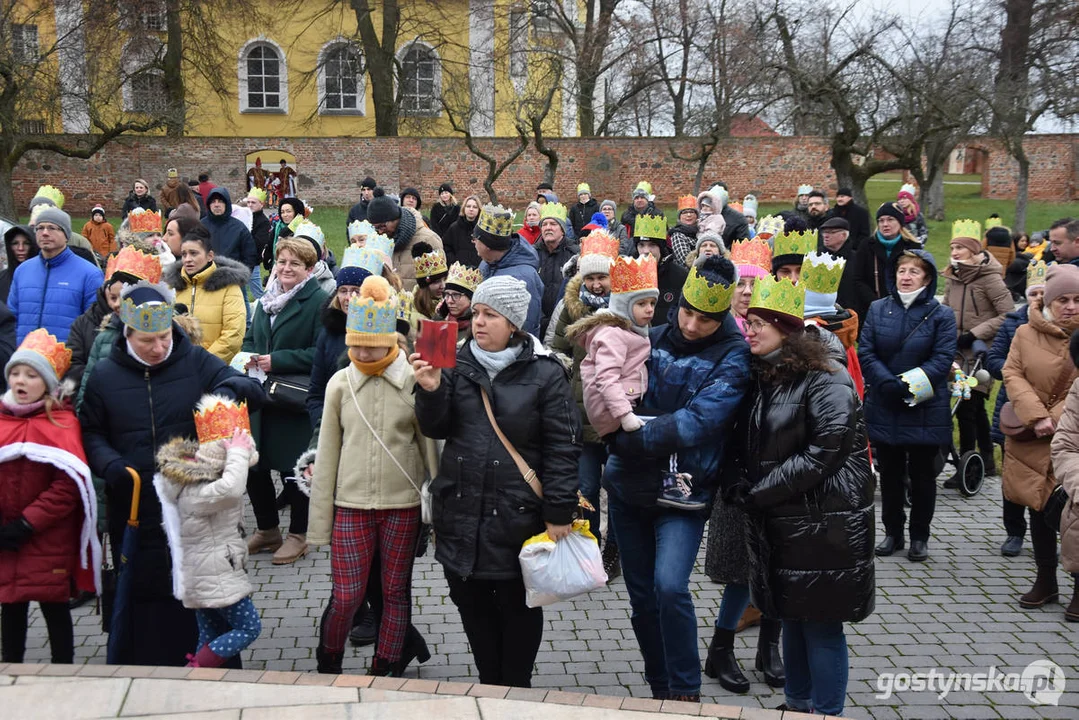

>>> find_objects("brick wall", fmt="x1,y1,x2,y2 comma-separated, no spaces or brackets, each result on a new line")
12,134,1078,216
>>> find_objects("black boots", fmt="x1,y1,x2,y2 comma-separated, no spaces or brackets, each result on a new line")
754,618,785,688
703,627,749,693
316,646,344,674
602,540,621,582
875,536,905,556
1020,566,1060,608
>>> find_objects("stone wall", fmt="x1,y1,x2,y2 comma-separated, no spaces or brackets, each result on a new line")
11,134,1078,216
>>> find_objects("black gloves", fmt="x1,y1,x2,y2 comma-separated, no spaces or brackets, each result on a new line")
0,517,34,551
724,483,755,509
105,462,135,490
877,377,908,403
957,332,976,350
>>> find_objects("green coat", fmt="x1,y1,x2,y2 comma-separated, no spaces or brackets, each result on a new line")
243,279,329,471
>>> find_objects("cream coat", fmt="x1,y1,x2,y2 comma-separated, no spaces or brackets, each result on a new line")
391,208,444,291
1051,381,1079,573
308,355,440,545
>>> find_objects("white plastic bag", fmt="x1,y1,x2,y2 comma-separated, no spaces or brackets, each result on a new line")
519,521,608,608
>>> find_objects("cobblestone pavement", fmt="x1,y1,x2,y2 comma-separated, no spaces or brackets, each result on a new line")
23,475,1079,719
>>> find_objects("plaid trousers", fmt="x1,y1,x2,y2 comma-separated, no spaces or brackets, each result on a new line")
322,506,420,659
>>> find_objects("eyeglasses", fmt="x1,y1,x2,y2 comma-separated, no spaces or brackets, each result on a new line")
35,224,61,233
746,319,772,333
443,291,466,302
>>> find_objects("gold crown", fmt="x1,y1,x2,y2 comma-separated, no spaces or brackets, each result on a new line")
755,215,784,239
17,329,72,380
246,188,267,203
800,251,846,295
106,246,163,284
397,290,414,324
610,255,658,295
167,168,178,178
773,230,816,259
633,214,668,241
682,263,735,314
540,202,568,223
414,248,448,280
577,182,591,195
194,395,251,444
476,204,514,238
446,262,482,293
348,219,376,239
127,208,163,234
1028,259,1048,286
580,230,620,259
677,195,697,212
118,281,174,333
729,238,773,274
749,275,805,321
33,185,65,208
952,219,982,241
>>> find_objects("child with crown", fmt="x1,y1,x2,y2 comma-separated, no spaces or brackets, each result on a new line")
154,395,261,669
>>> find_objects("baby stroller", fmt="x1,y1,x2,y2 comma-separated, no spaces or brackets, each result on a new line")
937,343,990,497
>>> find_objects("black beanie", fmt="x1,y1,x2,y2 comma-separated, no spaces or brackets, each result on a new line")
366,188,401,225
876,202,905,223
438,182,454,194
360,176,377,189
401,187,422,210
986,226,1012,248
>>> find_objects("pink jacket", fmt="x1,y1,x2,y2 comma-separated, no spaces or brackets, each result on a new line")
567,313,650,437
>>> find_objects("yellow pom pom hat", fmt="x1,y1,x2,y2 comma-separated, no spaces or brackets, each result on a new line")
346,275,400,348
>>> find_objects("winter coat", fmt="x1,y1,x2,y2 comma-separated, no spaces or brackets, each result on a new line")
1006,253,1033,301
160,179,182,215
306,299,348,432
1001,302,1079,511
480,237,544,337
941,253,1013,362
669,224,699,267
536,235,580,339
444,215,480,268
518,224,541,245
988,306,1029,445
250,211,272,260
656,254,689,323
430,202,460,240
720,205,751,245
154,439,253,609
606,312,751,508
243,278,329,471
309,358,440,545
121,192,158,218
568,198,600,238
8,247,103,343
415,337,581,580
0,225,39,304
850,233,922,331
740,346,875,623
81,220,117,257
164,258,248,363
985,244,1015,278
816,234,859,313
66,286,113,387
904,212,929,246
200,188,258,269
0,303,13,394
0,403,85,604
621,202,658,238
549,275,603,443
391,208,445,291
858,250,958,447
830,201,872,249
605,220,633,256
1051,382,1079,573
567,312,650,438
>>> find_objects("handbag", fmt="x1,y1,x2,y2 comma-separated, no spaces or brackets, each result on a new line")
1042,484,1069,533
263,373,310,413
1000,366,1077,442
480,388,543,499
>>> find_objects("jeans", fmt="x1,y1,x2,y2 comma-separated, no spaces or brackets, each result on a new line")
248,266,265,300
608,493,706,696
782,619,849,716
876,443,938,542
714,583,751,631
195,597,262,660
578,442,607,545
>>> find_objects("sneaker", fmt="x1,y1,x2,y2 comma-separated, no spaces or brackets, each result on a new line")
656,471,708,511
1000,535,1023,557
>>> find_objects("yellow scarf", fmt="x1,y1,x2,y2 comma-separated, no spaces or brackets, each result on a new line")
351,344,399,377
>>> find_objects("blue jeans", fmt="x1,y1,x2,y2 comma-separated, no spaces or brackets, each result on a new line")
578,442,607,545
248,266,265,300
782,619,848,716
608,493,706,697
195,597,262,661
714,583,751,630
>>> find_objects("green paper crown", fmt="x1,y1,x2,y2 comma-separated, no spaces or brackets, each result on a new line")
1027,260,1048,287
800,251,846,295
33,184,65,208
773,230,816,258
748,275,805,321
633,214,668,241
682,264,735,314
952,219,981,241
540,202,568,222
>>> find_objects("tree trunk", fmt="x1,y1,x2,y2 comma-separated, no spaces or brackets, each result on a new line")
924,167,946,221
163,0,186,137
832,149,867,209
1014,144,1030,232
352,0,399,137
577,73,597,137
0,162,16,218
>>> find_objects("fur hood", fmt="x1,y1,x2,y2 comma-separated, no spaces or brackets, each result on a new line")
320,295,346,335
163,256,250,292
564,310,631,345
155,437,222,485
561,275,591,323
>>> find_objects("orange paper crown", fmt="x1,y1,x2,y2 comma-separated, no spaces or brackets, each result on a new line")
194,395,251,444
610,255,658,295
580,230,620,259
677,195,697,212
17,329,72,380
106,245,163,284
127,209,163,234
729,238,773,272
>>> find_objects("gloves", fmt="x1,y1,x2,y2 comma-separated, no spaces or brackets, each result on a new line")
215,386,239,402
876,377,907,403
0,518,34,551
105,461,135,489
957,332,976,350
620,413,645,432
724,483,754,509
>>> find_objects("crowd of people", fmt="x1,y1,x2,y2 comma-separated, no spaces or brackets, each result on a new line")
2,170,1079,717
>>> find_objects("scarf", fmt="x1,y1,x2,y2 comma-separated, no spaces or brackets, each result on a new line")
876,231,901,252
394,210,418,253
351,344,400,377
898,287,923,309
470,340,521,379
579,286,610,311
260,273,311,318
126,336,175,366
1,395,46,416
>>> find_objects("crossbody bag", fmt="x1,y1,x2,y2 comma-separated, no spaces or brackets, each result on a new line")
480,388,544,499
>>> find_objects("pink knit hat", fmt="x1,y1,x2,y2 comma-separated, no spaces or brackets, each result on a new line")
1045,264,1079,306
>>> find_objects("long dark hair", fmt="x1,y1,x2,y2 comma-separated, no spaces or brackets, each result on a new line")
755,330,837,385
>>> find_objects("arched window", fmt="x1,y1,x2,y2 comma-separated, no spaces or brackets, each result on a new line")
239,39,288,113
319,41,364,114
398,41,440,117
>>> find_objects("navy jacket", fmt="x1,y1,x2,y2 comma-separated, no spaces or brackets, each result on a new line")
987,305,1029,445
306,300,347,432
201,188,258,269
479,236,544,337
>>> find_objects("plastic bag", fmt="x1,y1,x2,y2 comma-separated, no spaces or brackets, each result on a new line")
519,520,608,608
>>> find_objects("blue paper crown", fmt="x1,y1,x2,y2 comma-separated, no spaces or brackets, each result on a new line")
347,295,398,336
119,297,173,332
366,233,394,259
346,247,384,276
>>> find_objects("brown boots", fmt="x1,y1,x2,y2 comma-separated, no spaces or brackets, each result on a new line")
1019,566,1059,608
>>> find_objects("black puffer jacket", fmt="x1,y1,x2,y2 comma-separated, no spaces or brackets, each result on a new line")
568,198,600,238
121,192,158,218
739,336,875,624
415,337,582,580
0,225,38,303
444,214,480,268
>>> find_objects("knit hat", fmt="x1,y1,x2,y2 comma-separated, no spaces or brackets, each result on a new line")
360,176,377,189
473,204,515,251
608,256,659,328
91,205,106,220
986,226,1012,248
438,182,454,194
336,264,371,289
472,276,529,330
1044,264,1079,307
536,182,553,192
876,202,905,223
695,231,726,254
742,195,758,219
582,211,608,233
679,255,737,321
346,275,399,348
600,199,617,213
6,329,71,394
836,187,853,198
898,183,918,203
366,188,401,225
748,276,806,336
577,230,620,277
170,203,200,224
33,206,72,240
401,187,422,210
411,242,448,286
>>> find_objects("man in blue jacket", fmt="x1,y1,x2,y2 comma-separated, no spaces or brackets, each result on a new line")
8,207,102,343
201,187,258,270
474,204,544,337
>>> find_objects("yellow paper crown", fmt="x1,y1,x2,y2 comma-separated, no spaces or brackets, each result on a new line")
1028,260,1048,287
577,183,591,195
414,248,448,280
446,262,483,293
800,251,846,296
749,275,805,321
476,204,514,238
610,255,658,295
773,230,816,259
33,185,65,208
127,208,162,234
540,202,568,223
167,168,178,178
346,276,399,343
17,329,72,380
677,195,697,212
729,238,773,274
106,246,163,284
246,187,267,203
580,230,620,260
635,180,653,196
682,263,735,314
633,214,668,241
985,215,1005,230
194,395,251,444
756,215,785,239
952,219,982,241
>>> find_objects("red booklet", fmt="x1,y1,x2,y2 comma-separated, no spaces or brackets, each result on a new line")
416,319,458,368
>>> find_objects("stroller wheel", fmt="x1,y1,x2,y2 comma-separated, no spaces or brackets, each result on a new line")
958,451,985,497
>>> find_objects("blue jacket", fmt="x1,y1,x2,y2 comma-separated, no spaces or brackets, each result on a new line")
607,312,751,508
987,304,1029,445
858,249,958,446
201,187,259,269
480,236,544,337
8,247,102,343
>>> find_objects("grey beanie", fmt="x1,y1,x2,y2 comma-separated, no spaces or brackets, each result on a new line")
6,349,60,393
33,207,72,240
695,230,727,254
472,275,530,331
608,287,659,330
600,199,617,212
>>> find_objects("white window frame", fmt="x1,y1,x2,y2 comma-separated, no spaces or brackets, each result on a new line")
318,40,365,115
120,38,167,114
396,40,441,118
238,38,288,114
12,24,39,64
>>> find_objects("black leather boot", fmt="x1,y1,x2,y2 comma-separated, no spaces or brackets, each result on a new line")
390,624,431,675
1019,566,1060,608
703,627,749,693
316,646,344,674
755,618,785,688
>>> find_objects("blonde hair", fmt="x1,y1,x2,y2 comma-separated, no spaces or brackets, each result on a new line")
275,238,318,268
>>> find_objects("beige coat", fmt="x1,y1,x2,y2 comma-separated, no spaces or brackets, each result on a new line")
1001,303,1079,510
392,208,444,291
308,355,439,545
1050,381,1079,573
941,253,1013,364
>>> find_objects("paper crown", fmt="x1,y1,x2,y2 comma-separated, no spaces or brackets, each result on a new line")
476,204,514,238
748,275,805,321
577,182,591,195
246,188,267,203
899,367,933,406
899,183,918,197
755,215,784,239
800,251,846,295
127,208,162,234
167,168,178,178
677,195,697,212
610,255,658,295
348,219,377,239
17,329,72,380
397,289,414,325
728,202,743,213
633,214,668,241
343,246,386,276
294,221,325,248
540,202,568,223
729,238,773,274
414,248,448,280
118,281,175,333
106,246,163,284
682,263,735,314
985,215,1005,230
446,262,483,293
580,230,620,260
194,395,251,444
33,185,65,208
951,219,981,242
773,230,816,259
796,184,813,196
1028,259,1048,287
634,180,653,196
346,277,399,341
